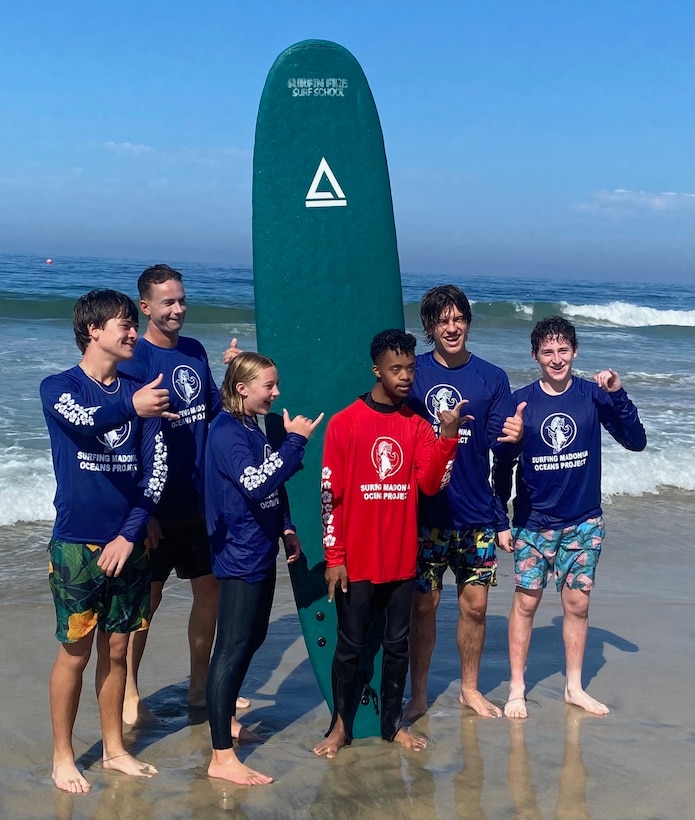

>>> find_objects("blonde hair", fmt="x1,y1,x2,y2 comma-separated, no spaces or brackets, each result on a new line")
220,352,276,418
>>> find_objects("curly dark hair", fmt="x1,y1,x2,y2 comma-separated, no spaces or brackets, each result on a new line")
369,328,417,363
530,316,578,354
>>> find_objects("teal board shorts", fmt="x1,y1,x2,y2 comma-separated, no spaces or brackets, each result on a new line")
415,526,498,592
48,538,150,643
512,516,605,592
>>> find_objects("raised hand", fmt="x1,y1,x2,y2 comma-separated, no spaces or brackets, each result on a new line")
222,338,243,365
594,369,621,392
132,373,180,420
282,408,325,439
498,401,526,443
437,399,474,440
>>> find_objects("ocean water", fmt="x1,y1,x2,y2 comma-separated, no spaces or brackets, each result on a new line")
1,252,693,533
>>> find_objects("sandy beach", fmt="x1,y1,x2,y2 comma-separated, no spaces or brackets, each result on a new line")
1,492,693,819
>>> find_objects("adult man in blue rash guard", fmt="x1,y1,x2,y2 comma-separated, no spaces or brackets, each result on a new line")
119,264,248,727
406,284,525,721
493,316,646,718
40,289,172,793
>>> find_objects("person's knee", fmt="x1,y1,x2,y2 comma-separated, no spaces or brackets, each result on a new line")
149,583,165,614
58,641,93,673
412,589,439,617
191,576,219,613
383,632,409,662
458,586,489,621
512,588,542,618
333,635,364,681
562,588,590,618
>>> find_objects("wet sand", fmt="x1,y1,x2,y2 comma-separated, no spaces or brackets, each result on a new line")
1,492,693,818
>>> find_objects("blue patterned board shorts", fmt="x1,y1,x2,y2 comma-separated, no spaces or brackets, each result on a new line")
415,526,497,593
48,538,150,643
512,516,605,592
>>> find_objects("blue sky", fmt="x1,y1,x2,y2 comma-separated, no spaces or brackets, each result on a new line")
0,0,692,282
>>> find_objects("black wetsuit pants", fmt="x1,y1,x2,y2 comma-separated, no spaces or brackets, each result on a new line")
330,578,414,743
207,568,276,749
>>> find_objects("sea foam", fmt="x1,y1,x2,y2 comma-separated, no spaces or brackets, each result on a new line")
561,301,695,327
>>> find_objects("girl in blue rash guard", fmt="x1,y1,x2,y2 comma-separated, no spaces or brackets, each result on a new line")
204,352,324,786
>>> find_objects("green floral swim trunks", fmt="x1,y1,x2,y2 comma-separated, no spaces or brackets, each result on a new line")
48,538,150,643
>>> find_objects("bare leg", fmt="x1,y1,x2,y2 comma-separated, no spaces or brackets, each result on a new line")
457,584,501,717
208,746,272,785
96,631,157,777
123,581,164,725
50,635,93,793
404,589,440,723
313,714,349,759
505,587,542,719
561,587,609,715
187,574,219,708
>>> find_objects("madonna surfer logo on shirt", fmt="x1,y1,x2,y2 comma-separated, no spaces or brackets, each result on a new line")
371,437,404,480
172,365,202,406
424,383,463,422
97,423,131,452
541,413,578,454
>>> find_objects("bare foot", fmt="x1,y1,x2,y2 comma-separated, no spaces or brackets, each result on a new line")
236,696,251,710
52,759,91,793
232,717,262,742
564,687,609,715
504,696,528,719
460,689,503,718
313,724,348,759
393,727,427,751
208,749,272,786
403,696,427,724
102,752,158,777
122,697,159,727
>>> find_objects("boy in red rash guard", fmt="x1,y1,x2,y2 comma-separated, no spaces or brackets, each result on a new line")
313,329,469,759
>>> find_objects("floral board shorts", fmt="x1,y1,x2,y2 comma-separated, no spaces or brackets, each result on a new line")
512,516,605,592
48,538,150,643
415,526,497,593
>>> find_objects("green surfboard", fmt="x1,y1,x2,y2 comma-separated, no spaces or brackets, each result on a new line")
252,40,404,739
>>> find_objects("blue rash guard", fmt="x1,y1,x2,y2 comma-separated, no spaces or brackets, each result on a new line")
205,410,306,583
119,336,221,519
409,351,518,530
40,366,168,545
493,378,647,531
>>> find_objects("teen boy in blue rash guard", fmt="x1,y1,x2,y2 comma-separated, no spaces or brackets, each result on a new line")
406,285,526,721
119,264,249,727
40,290,172,793
204,352,323,785
493,316,646,719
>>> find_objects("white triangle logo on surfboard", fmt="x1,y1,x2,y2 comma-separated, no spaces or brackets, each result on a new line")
305,157,347,207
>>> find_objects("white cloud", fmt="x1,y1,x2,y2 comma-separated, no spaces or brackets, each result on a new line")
573,188,695,216
101,142,250,167
103,141,155,156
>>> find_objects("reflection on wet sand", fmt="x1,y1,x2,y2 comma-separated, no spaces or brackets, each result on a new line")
508,706,593,820
453,717,488,819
